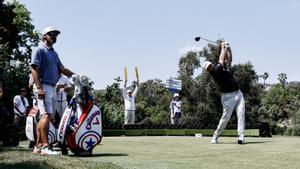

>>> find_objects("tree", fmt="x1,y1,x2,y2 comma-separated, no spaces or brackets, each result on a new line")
0,0,39,112
135,79,171,125
177,51,200,99
231,62,257,94
261,84,296,134
261,72,269,89
176,43,223,128
278,73,287,88
93,77,124,127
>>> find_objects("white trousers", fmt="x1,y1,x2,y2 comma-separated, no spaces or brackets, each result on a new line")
125,110,135,124
55,100,68,118
214,90,245,137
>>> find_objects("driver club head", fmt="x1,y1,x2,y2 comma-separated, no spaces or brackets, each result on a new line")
195,37,201,42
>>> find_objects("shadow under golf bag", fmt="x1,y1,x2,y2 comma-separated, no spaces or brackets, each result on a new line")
25,97,58,146
58,75,102,156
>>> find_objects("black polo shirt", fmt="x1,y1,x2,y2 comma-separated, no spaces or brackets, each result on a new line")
210,63,239,93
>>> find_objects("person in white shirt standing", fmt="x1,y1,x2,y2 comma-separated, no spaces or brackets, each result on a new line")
123,81,139,124
170,93,183,125
55,74,71,121
13,88,29,128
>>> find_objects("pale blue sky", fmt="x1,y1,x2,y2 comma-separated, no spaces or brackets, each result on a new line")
15,0,300,89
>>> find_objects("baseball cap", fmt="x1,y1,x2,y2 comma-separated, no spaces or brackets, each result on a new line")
173,93,179,98
127,89,132,93
42,27,60,36
202,61,213,70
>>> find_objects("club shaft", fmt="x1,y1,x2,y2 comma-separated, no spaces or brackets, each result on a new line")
199,37,219,44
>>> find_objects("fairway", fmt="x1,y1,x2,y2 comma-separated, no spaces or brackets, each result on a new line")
1,136,300,169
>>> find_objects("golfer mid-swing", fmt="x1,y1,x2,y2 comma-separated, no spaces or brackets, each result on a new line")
203,42,245,144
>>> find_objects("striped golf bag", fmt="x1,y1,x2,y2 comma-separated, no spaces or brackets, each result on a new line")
25,98,58,145
57,75,102,156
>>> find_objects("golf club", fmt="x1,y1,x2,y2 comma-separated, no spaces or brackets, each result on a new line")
195,36,229,48
194,36,219,44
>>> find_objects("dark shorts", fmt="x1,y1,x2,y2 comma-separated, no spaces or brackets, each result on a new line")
175,112,181,118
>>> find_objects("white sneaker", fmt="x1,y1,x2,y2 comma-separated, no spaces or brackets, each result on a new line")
211,135,219,144
41,146,60,155
33,146,42,154
238,135,245,144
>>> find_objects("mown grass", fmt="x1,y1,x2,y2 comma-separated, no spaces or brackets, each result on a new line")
0,146,121,169
1,136,300,169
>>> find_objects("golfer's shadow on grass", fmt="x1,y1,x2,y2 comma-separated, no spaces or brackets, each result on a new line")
69,153,129,158
92,153,129,157
221,140,272,144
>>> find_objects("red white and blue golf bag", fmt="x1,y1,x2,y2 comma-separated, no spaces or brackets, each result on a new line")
58,75,102,156
25,98,58,145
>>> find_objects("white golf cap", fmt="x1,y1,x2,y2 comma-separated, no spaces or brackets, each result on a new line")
42,26,60,36
202,61,213,70
173,93,179,98
127,89,132,93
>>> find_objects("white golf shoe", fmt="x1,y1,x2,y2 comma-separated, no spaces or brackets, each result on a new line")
41,146,60,155
238,135,245,144
211,134,219,144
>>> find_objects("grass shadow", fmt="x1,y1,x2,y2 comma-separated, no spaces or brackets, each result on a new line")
220,140,272,145
68,153,129,158
0,147,31,153
91,153,129,157
0,161,52,169
244,141,272,144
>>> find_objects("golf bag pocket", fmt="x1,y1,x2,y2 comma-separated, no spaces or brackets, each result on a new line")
25,106,57,144
58,101,102,154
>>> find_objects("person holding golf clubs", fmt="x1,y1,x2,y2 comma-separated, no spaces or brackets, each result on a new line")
31,26,75,155
55,74,71,124
123,80,139,125
202,41,245,144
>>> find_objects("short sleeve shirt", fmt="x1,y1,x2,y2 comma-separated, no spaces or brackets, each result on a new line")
31,44,63,86
56,75,71,101
170,100,183,113
13,95,29,115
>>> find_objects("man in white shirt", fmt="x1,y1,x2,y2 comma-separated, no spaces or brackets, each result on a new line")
55,75,71,121
13,88,29,128
123,81,139,124
170,93,183,125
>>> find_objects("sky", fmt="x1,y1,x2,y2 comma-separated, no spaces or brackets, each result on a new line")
13,0,300,89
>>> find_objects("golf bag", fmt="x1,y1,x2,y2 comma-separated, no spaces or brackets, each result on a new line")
58,75,102,156
25,98,58,145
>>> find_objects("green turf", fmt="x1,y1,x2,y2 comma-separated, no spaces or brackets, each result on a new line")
103,129,260,137
1,136,300,169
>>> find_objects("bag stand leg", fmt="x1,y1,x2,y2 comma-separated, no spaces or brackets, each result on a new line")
61,140,68,155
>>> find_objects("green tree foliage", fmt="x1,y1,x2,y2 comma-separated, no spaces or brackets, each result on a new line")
231,62,261,126
93,77,124,127
135,79,171,125
261,72,269,88
262,82,300,135
177,47,222,128
0,0,39,111
278,73,287,88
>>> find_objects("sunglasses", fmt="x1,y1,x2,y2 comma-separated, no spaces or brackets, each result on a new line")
47,32,58,37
